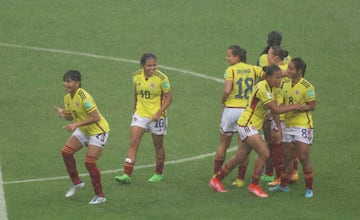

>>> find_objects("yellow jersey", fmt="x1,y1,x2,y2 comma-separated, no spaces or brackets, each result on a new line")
238,80,274,129
224,62,264,108
282,78,316,128
64,88,110,135
273,63,289,121
133,69,171,118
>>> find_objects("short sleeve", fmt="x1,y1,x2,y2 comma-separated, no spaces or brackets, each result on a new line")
254,66,264,81
82,95,97,113
162,77,171,93
257,83,273,105
224,67,234,81
305,86,316,102
258,54,268,68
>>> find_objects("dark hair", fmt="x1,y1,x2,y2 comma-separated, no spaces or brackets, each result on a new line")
63,70,81,87
140,53,157,65
228,45,247,62
291,57,307,77
259,31,283,56
267,31,282,46
270,45,289,61
63,70,81,81
263,64,281,77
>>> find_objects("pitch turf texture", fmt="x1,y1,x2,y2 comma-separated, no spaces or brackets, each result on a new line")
0,0,359,219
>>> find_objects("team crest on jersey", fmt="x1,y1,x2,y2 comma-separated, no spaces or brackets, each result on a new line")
150,82,155,88
295,90,299,95
76,102,80,107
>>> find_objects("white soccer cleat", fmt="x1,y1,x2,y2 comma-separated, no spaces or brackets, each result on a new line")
88,196,106,205
65,182,85,198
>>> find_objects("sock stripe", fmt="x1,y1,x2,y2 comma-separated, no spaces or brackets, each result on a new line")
85,155,97,164
62,145,75,154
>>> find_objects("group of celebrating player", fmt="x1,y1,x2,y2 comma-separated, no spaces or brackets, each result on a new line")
209,31,316,199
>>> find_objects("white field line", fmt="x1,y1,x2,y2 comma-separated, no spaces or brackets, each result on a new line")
0,42,227,220
0,165,9,220
0,42,224,83
3,146,237,185
0,41,226,186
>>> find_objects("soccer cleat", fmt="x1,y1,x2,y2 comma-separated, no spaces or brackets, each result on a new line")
305,189,313,198
148,174,164,182
268,184,289,192
261,174,275,182
88,195,106,205
290,170,298,183
65,181,85,198
115,174,132,184
209,178,227,192
268,178,281,186
248,183,268,198
232,178,245,188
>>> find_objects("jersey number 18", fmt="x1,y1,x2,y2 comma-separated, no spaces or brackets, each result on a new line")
235,78,254,99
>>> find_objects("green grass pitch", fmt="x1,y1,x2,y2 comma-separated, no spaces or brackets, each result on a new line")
0,0,359,219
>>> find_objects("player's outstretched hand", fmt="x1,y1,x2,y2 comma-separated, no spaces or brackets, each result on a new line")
54,105,65,117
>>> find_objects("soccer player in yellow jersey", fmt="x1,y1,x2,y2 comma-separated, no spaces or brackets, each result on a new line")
267,45,289,76
210,65,301,198
54,70,110,205
269,58,316,198
257,31,291,68
213,45,264,188
263,45,301,185
115,53,172,184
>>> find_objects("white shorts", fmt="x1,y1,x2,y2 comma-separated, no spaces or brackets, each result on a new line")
282,126,313,145
220,107,245,136
237,125,259,141
131,113,168,135
271,120,285,133
72,128,109,148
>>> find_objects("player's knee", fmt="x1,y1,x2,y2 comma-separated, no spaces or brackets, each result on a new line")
215,154,225,160
303,167,313,176
85,156,97,170
130,138,141,148
297,154,308,164
261,149,270,161
61,145,75,157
